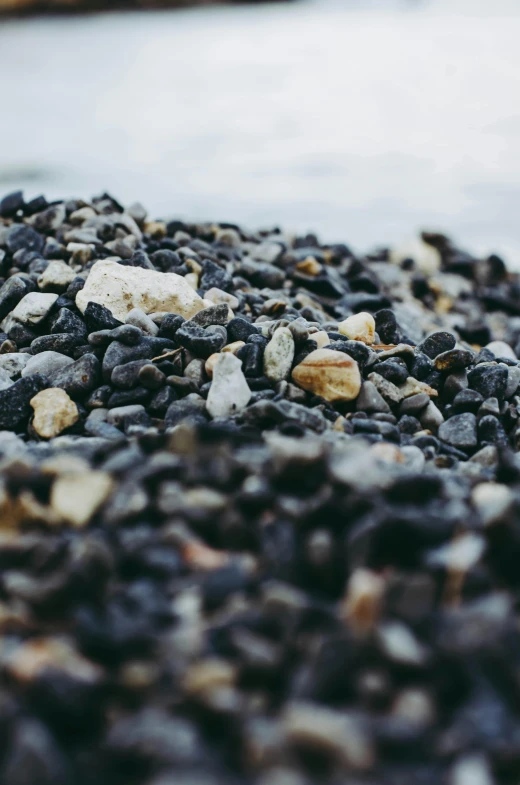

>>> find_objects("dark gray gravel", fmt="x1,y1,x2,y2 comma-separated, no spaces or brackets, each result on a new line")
1,191,520,785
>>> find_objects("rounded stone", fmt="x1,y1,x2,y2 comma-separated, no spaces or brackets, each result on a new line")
338,312,376,345
291,349,361,402
30,388,79,439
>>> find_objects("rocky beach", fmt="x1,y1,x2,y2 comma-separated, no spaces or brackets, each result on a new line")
0,190,520,783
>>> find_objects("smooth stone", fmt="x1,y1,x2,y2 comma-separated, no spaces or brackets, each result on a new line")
206,352,251,418
419,400,445,430
367,371,402,404
0,276,30,322
485,340,517,361
438,412,478,450
111,360,149,389
107,404,146,428
125,307,159,336
1,292,58,328
21,351,74,379
338,312,376,345
76,259,206,321
471,482,514,525
452,388,484,413
226,317,259,343
204,287,239,310
417,331,456,359
374,309,398,344
399,392,430,415
263,326,295,383
30,388,79,439
37,260,76,292
51,471,114,527
434,349,474,372
6,223,45,254
291,349,361,403
506,365,520,398
356,381,391,413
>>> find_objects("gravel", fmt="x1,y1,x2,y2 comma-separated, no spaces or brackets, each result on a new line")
1,190,520,784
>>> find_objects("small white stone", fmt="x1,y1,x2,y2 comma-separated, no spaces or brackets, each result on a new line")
204,287,239,310
51,471,114,527
485,340,517,360
390,237,441,276
1,292,58,328
37,260,76,292
30,388,79,439
338,312,376,345
75,259,206,322
0,353,32,378
206,353,251,419
472,482,514,526
311,330,331,349
125,308,159,336
263,326,295,382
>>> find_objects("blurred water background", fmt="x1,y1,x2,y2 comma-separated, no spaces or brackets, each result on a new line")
0,0,519,263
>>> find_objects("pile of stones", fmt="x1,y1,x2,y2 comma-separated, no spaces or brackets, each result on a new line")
1,189,520,785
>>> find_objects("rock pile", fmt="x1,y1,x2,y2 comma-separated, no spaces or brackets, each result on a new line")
1,189,520,784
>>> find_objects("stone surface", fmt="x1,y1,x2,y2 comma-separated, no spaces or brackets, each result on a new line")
76,259,206,321
51,471,114,527
338,312,376,345
1,292,58,328
37,260,76,292
438,412,478,450
206,352,251,418
30,388,79,439
263,326,295,382
21,351,74,379
292,349,361,402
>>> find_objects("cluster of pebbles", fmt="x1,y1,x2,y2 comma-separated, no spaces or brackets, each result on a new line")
2,190,520,785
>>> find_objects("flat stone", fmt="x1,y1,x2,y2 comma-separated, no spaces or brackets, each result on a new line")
438,412,478,450
30,388,79,439
1,292,58,328
206,352,251,418
76,259,206,322
263,326,295,383
292,348,361,402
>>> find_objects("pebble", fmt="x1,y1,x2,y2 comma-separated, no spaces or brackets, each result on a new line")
1,292,58,328
438,412,478,450
21,350,74,379
30,388,79,439
1,191,520,785
338,312,376,344
206,352,251,418
51,470,114,527
76,258,206,321
263,327,295,382
291,349,361,402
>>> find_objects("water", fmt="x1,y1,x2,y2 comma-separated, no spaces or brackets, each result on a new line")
1,0,519,263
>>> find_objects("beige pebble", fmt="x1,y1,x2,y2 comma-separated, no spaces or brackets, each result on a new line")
30,388,79,439
205,353,220,379
399,376,438,398
76,259,205,321
295,256,322,276
37,260,76,292
311,330,331,349
51,471,114,527
338,312,375,344
204,287,240,310
184,272,199,290
222,340,245,354
291,349,361,402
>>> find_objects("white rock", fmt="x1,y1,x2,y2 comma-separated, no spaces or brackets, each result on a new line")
30,388,79,439
0,353,32,378
37,260,76,292
485,340,517,360
311,330,331,349
390,238,441,277
0,368,14,391
75,259,206,322
1,292,58,329
206,353,251,418
125,308,159,336
338,312,375,344
21,351,74,379
263,326,295,382
51,471,114,527
204,287,239,310
472,481,514,526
